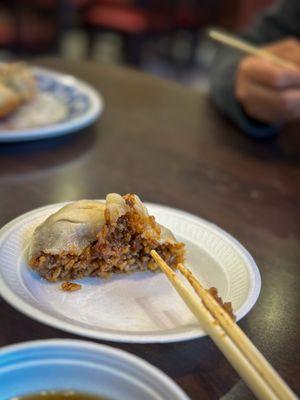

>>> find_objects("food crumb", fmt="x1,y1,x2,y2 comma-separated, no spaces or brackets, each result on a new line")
61,282,82,292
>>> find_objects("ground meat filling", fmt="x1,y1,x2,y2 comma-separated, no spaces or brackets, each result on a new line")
208,287,235,321
93,211,184,274
30,197,185,282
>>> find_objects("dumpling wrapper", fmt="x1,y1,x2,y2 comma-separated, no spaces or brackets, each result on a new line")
28,200,106,260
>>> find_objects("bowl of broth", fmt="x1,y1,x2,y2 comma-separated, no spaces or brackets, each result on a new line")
0,339,189,400
13,392,104,399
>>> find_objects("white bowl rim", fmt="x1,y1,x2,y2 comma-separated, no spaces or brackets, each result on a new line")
0,338,189,400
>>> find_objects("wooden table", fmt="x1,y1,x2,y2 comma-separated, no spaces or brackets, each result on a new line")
0,59,299,400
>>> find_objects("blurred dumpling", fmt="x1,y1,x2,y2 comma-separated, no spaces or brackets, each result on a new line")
0,62,36,102
0,83,21,118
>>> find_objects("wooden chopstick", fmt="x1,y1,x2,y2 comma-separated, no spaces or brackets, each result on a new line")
176,263,296,400
150,250,297,400
208,29,298,71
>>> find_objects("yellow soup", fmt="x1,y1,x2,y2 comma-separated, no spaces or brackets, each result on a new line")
13,391,107,400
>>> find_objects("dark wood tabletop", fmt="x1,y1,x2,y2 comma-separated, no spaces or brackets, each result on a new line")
0,58,299,400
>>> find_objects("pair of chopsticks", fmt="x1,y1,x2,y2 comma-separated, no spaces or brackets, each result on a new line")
150,250,297,400
208,29,298,71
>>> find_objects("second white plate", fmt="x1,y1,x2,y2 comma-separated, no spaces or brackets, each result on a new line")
0,67,103,142
0,202,261,343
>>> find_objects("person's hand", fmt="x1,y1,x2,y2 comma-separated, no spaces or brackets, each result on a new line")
235,38,300,124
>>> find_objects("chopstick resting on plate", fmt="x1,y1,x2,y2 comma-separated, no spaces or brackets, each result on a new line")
208,29,298,71
150,250,297,400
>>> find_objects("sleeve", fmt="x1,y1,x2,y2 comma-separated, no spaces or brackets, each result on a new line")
209,0,300,138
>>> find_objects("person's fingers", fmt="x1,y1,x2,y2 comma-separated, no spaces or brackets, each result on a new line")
235,78,300,124
238,56,300,89
264,38,300,65
236,79,283,123
235,38,300,124
264,37,300,52
281,89,300,117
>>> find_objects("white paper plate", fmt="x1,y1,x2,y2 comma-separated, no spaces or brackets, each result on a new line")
0,339,189,399
0,67,103,142
0,202,261,343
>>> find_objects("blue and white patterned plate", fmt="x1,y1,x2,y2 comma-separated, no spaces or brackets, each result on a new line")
0,67,103,142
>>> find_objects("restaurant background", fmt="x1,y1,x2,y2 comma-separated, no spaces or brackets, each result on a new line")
0,0,275,90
